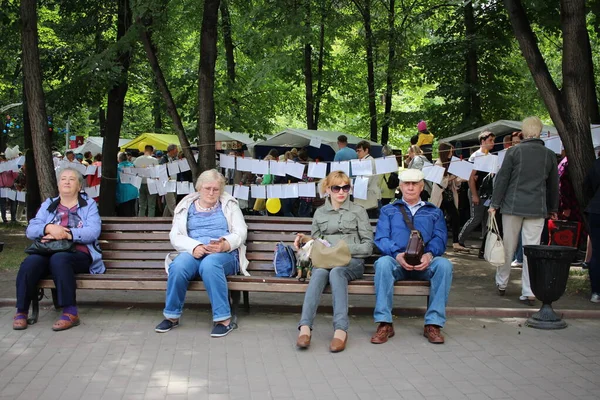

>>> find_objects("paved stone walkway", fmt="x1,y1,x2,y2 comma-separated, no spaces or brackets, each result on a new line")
1,306,599,400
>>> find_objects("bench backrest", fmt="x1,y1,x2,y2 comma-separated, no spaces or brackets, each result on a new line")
100,216,380,274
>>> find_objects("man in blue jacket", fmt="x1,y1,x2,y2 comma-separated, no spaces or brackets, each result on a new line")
371,169,453,344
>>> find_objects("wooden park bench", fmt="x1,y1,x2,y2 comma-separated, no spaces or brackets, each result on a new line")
30,215,430,325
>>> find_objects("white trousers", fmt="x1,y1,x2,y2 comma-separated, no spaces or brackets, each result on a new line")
495,214,544,298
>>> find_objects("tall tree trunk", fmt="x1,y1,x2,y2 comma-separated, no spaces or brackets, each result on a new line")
152,85,163,131
139,19,199,180
313,12,326,129
303,0,315,130
354,0,378,142
381,0,395,146
99,0,132,216
588,0,600,123
220,0,240,131
20,0,56,200
197,0,220,173
464,0,482,125
22,86,40,220
504,0,594,212
99,107,106,137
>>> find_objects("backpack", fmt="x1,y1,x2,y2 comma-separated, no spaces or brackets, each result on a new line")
385,172,399,189
479,173,494,200
274,241,297,277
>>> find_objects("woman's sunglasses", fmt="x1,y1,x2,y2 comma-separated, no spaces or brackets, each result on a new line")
331,184,351,193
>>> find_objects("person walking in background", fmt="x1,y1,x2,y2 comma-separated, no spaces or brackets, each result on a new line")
354,140,380,219
584,155,600,303
134,145,159,217
430,143,467,252
457,131,496,249
489,117,558,305
333,135,358,162
416,120,434,162
160,144,179,217
379,145,398,206
116,153,138,217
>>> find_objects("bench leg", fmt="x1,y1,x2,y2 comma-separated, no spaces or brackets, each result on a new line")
28,289,43,325
243,291,250,312
230,290,241,329
51,289,60,310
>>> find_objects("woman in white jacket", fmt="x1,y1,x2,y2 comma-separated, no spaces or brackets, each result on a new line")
155,169,248,337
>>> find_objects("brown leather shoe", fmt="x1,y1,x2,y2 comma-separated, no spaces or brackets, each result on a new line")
13,313,28,330
423,325,445,344
296,334,311,349
52,313,80,331
330,334,348,353
370,322,395,344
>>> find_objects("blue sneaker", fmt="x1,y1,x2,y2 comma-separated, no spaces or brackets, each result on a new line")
155,319,179,333
211,323,234,338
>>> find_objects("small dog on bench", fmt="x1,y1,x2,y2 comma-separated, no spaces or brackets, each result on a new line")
296,239,314,282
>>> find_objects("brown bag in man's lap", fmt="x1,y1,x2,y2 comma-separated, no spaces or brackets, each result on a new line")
399,206,425,266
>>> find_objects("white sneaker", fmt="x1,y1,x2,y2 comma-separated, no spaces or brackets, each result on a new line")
511,260,523,268
591,293,600,303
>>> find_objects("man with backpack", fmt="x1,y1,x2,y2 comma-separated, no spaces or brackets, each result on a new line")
457,131,496,249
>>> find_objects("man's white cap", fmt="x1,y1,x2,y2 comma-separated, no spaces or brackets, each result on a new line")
399,169,424,183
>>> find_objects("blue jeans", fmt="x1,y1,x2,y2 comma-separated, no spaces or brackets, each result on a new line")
298,258,364,332
373,255,453,327
514,231,523,263
164,252,238,321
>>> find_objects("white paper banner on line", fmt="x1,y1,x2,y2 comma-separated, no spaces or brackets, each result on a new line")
269,160,287,177
350,159,373,176
224,185,233,195
307,162,327,179
176,181,190,195
178,158,191,172
236,157,253,172
147,180,159,195
16,191,26,202
251,159,270,175
544,136,563,154
496,149,507,170
283,184,299,199
374,157,399,175
329,161,350,176
155,165,168,181
473,154,498,173
131,175,142,190
267,184,283,199
309,137,322,148
422,165,445,185
298,182,316,198
84,165,97,176
233,185,249,200
0,187,5,198
353,176,369,200
285,161,305,180
6,188,17,201
157,180,168,196
167,162,180,177
251,185,267,199
166,180,177,193
448,157,474,181
219,154,235,170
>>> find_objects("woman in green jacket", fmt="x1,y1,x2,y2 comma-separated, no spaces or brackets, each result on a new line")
294,171,373,353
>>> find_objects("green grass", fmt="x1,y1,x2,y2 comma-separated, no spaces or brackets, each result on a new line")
0,223,29,271
565,268,592,297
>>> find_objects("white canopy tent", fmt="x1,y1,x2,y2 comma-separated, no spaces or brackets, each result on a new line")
71,137,130,155
439,120,559,144
252,128,382,159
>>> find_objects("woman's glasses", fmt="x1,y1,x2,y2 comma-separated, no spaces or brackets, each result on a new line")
331,184,351,193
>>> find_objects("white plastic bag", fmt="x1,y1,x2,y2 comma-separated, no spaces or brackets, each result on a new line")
484,214,505,266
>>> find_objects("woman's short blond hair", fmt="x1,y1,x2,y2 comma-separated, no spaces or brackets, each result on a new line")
408,145,423,155
521,116,543,139
319,170,351,196
195,169,226,192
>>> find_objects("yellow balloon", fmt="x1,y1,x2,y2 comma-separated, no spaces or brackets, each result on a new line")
138,141,147,152
265,198,281,214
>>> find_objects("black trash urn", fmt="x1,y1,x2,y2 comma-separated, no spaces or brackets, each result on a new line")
523,245,577,329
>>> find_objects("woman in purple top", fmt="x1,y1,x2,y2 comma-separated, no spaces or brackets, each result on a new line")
13,168,104,331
